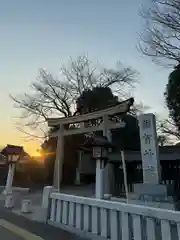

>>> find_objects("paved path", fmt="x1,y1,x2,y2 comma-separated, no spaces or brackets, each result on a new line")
0,185,96,239
0,225,23,240
0,184,95,208
0,208,87,240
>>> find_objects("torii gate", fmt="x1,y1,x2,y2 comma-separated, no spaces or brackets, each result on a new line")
47,97,134,194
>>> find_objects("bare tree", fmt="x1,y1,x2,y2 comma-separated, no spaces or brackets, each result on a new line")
139,0,180,66
157,135,168,146
157,117,180,144
11,56,139,139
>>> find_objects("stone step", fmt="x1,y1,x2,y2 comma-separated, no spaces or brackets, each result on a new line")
127,193,174,202
110,196,175,210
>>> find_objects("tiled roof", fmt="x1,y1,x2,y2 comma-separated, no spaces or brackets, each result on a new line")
1,144,24,155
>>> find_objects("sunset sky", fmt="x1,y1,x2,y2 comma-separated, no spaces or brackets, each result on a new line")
0,0,171,155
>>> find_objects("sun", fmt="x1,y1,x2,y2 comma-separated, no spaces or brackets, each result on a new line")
32,152,42,157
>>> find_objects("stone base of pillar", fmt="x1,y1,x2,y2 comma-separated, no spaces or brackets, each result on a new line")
104,194,112,200
2,189,12,195
74,169,81,185
129,183,176,210
134,183,174,198
74,181,81,186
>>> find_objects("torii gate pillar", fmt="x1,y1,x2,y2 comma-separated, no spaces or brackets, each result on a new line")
103,115,114,197
53,124,64,190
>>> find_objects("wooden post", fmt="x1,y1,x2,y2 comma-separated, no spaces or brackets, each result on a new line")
53,124,64,191
121,151,129,203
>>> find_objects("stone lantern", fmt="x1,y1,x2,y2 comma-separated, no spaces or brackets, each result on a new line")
4,154,19,195
4,154,19,208
80,135,114,199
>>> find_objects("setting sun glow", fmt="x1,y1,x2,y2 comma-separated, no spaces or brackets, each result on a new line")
32,152,42,157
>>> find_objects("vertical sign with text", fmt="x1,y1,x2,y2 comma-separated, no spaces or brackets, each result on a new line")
139,114,160,184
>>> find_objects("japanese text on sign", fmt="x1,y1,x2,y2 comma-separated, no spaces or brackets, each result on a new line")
143,133,152,145
141,118,154,158
143,149,154,157
142,119,151,129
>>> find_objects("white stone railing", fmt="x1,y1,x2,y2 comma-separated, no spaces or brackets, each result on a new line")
48,191,180,240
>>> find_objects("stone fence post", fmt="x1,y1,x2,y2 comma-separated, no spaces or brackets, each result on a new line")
41,186,53,223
